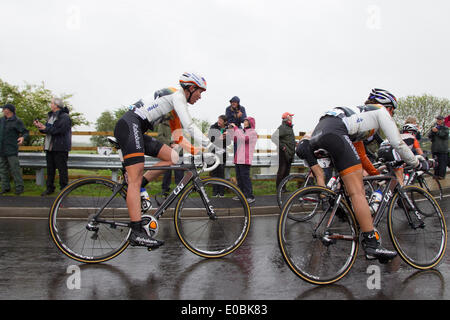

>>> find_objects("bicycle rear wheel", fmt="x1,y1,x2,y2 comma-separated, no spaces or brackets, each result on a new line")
49,177,130,263
174,178,251,258
276,173,312,209
278,186,359,285
388,185,447,269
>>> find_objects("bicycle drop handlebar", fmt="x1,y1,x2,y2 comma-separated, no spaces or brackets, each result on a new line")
201,153,221,172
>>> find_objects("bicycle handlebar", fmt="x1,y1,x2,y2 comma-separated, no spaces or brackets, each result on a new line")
201,153,221,173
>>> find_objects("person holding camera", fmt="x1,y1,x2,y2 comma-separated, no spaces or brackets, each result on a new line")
428,115,449,180
208,115,231,196
0,104,29,195
33,97,72,196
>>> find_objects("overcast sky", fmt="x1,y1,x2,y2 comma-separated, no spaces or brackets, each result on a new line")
1,0,449,140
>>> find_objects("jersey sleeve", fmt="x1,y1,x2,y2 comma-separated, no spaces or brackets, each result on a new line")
172,91,214,151
376,108,419,167
353,141,380,176
169,110,200,155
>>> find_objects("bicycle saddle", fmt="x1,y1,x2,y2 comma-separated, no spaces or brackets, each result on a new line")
107,136,121,149
314,148,330,159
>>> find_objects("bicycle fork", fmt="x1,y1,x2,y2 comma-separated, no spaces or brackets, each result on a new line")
193,177,217,220
396,189,425,229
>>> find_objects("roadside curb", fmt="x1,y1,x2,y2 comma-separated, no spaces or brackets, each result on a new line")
0,205,281,219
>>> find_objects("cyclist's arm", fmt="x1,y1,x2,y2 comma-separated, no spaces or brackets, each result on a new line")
372,108,419,167
169,110,200,155
413,138,424,155
172,91,214,151
353,141,380,175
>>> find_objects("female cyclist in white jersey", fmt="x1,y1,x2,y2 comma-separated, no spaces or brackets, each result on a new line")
114,72,217,248
310,88,429,262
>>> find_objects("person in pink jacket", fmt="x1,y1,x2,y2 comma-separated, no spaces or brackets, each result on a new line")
229,117,257,204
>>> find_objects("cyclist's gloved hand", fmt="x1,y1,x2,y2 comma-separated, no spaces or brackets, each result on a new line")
416,158,430,172
415,154,426,162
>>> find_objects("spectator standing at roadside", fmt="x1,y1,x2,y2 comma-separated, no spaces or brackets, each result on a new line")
229,117,257,204
157,113,184,196
33,97,72,196
404,116,422,140
208,115,231,197
428,115,449,180
225,96,247,128
272,112,296,190
0,104,29,195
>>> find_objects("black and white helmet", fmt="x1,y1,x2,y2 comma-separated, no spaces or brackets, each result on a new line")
402,123,419,135
368,88,398,109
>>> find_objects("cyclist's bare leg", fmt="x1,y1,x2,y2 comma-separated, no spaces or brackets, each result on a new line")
142,144,179,184
394,168,404,186
340,169,373,232
341,168,397,260
125,162,145,222
310,164,326,187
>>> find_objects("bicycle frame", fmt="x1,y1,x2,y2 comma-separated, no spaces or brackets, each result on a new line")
323,164,423,239
90,162,217,229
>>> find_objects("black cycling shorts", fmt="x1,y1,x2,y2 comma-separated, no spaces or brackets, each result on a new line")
310,116,362,176
114,111,164,167
296,139,318,167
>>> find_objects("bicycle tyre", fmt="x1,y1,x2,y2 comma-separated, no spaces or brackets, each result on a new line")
278,186,359,285
49,177,130,263
418,173,443,201
276,173,309,209
388,185,447,269
174,177,251,258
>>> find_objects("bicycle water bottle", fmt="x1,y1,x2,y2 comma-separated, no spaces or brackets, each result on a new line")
327,176,337,189
403,173,410,185
369,189,383,214
140,188,152,212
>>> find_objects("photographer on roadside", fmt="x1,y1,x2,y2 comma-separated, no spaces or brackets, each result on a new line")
428,115,449,180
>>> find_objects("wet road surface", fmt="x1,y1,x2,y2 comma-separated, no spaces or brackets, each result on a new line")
0,196,449,300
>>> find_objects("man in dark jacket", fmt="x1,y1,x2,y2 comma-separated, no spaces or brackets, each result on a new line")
225,96,247,128
34,97,72,195
208,115,231,196
272,112,296,190
0,104,29,195
428,115,449,180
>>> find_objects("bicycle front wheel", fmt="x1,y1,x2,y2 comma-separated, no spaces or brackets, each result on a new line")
49,177,130,263
278,186,359,285
174,178,251,258
388,185,447,269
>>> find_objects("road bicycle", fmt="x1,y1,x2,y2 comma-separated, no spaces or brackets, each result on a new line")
404,167,443,202
49,137,251,263
276,158,341,222
278,149,447,285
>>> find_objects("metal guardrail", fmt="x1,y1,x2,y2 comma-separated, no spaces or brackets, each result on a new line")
18,152,306,186
18,130,307,185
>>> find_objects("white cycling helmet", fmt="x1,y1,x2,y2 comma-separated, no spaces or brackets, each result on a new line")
402,123,419,135
368,88,398,109
179,72,207,91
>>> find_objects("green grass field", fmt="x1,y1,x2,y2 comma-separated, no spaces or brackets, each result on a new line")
4,167,286,197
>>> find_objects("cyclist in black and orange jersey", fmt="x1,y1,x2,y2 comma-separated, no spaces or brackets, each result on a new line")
113,72,220,248
309,88,430,262
378,123,425,185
